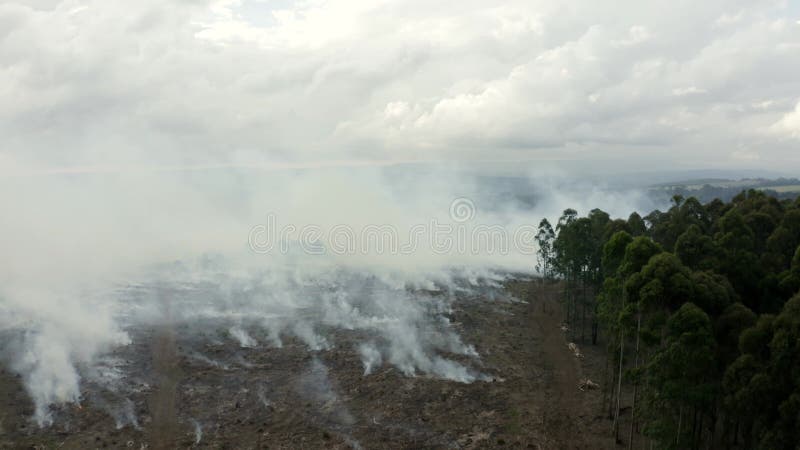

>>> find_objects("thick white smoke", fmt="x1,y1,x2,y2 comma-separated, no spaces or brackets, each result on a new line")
0,165,652,425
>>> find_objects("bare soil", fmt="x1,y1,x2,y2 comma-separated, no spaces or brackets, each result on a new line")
0,279,624,449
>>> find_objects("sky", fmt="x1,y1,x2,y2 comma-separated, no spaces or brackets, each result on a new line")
1,0,800,175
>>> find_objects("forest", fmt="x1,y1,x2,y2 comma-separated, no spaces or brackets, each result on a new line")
536,190,800,449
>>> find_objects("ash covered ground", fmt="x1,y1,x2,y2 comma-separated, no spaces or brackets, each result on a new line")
0,279,618,449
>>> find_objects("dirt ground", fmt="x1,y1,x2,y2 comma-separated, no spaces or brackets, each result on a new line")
0,279,628,449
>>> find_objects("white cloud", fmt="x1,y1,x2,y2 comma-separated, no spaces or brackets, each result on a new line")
613,25,652,47
0,0,799,170
770,99,800,139
672,86,707,96
732,147,761,161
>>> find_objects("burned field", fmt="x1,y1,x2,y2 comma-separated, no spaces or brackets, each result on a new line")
0,280,618,449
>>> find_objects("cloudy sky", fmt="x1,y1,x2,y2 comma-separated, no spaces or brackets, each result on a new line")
2,0,800,175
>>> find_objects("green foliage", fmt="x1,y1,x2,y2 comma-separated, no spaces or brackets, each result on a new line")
545,192,800,449
535,218,556,278
675,224,719,270
760,294,800,448
627,212,647,236
744,212,777,253
626,252,692,312
721,295,800,449
619,236,663,277
715,303,756,368
764,226,796,271
691,271,735,316
602,231,633,278
643,303,717,446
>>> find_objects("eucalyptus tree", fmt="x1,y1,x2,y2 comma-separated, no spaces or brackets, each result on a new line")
597,231,633,417
543,191,800,449
674,224,720,271
535,218,556,280
627,212,647,237
611,236,663,441
643,303,717,449
624,251,693,447
714,209,761,310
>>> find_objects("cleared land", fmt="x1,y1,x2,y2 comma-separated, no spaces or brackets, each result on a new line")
0,280,627,449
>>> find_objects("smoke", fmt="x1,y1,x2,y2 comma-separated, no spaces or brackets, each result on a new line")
228,326,257,348
358,343,382,375
257,385,271,409
190,419,202,445
0,164,651,425
3,289,131,426
188,353,230,371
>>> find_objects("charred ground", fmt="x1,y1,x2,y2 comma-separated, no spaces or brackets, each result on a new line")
0,280,622,449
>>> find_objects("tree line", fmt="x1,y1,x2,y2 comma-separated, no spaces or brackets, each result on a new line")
535,190,800,449
650,179,800,204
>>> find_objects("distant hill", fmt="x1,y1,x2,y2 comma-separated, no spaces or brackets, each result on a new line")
648,177,800,203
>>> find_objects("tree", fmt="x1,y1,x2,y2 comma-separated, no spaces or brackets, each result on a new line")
674,224,719,271
553,211,597,342
690,270,736,317
611,236,663,441
723,314,777,448
763,226,797,272
597,231,633,418
723,294,800,449
715,303,756,370
642,303,717,449
628,252,693,315
744,212,777,254
619,237,663,278
775,245,800,304
714,209,761,309
648,196,709,250
535,218,556,279
602,231,633,278
542,192,800,449
623,252,694,447
715,302,757,445
627,212,647,236
759,293,800,449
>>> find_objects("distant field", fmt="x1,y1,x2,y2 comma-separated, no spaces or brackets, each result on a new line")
647,178,800,203
651,180,800,192
762,185,800,193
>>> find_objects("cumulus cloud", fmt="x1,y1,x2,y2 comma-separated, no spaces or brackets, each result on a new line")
770,99,800,139
0,0,799,171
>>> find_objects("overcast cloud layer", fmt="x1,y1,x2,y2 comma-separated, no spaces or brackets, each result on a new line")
1,0,799,174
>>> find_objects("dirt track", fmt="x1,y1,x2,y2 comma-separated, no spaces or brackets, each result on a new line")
530,286,586,447
0,279,620,449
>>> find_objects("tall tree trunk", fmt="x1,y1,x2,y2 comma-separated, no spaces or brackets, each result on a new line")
696,414,703,450
592,284,599,345
613,290,627,442
603,336,617,418
581,278,586,343
627,311,642,450
708,407,717,450
613,328,625,441
565,270,572,336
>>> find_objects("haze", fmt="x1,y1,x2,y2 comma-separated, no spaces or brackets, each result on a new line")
1,0,800,446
